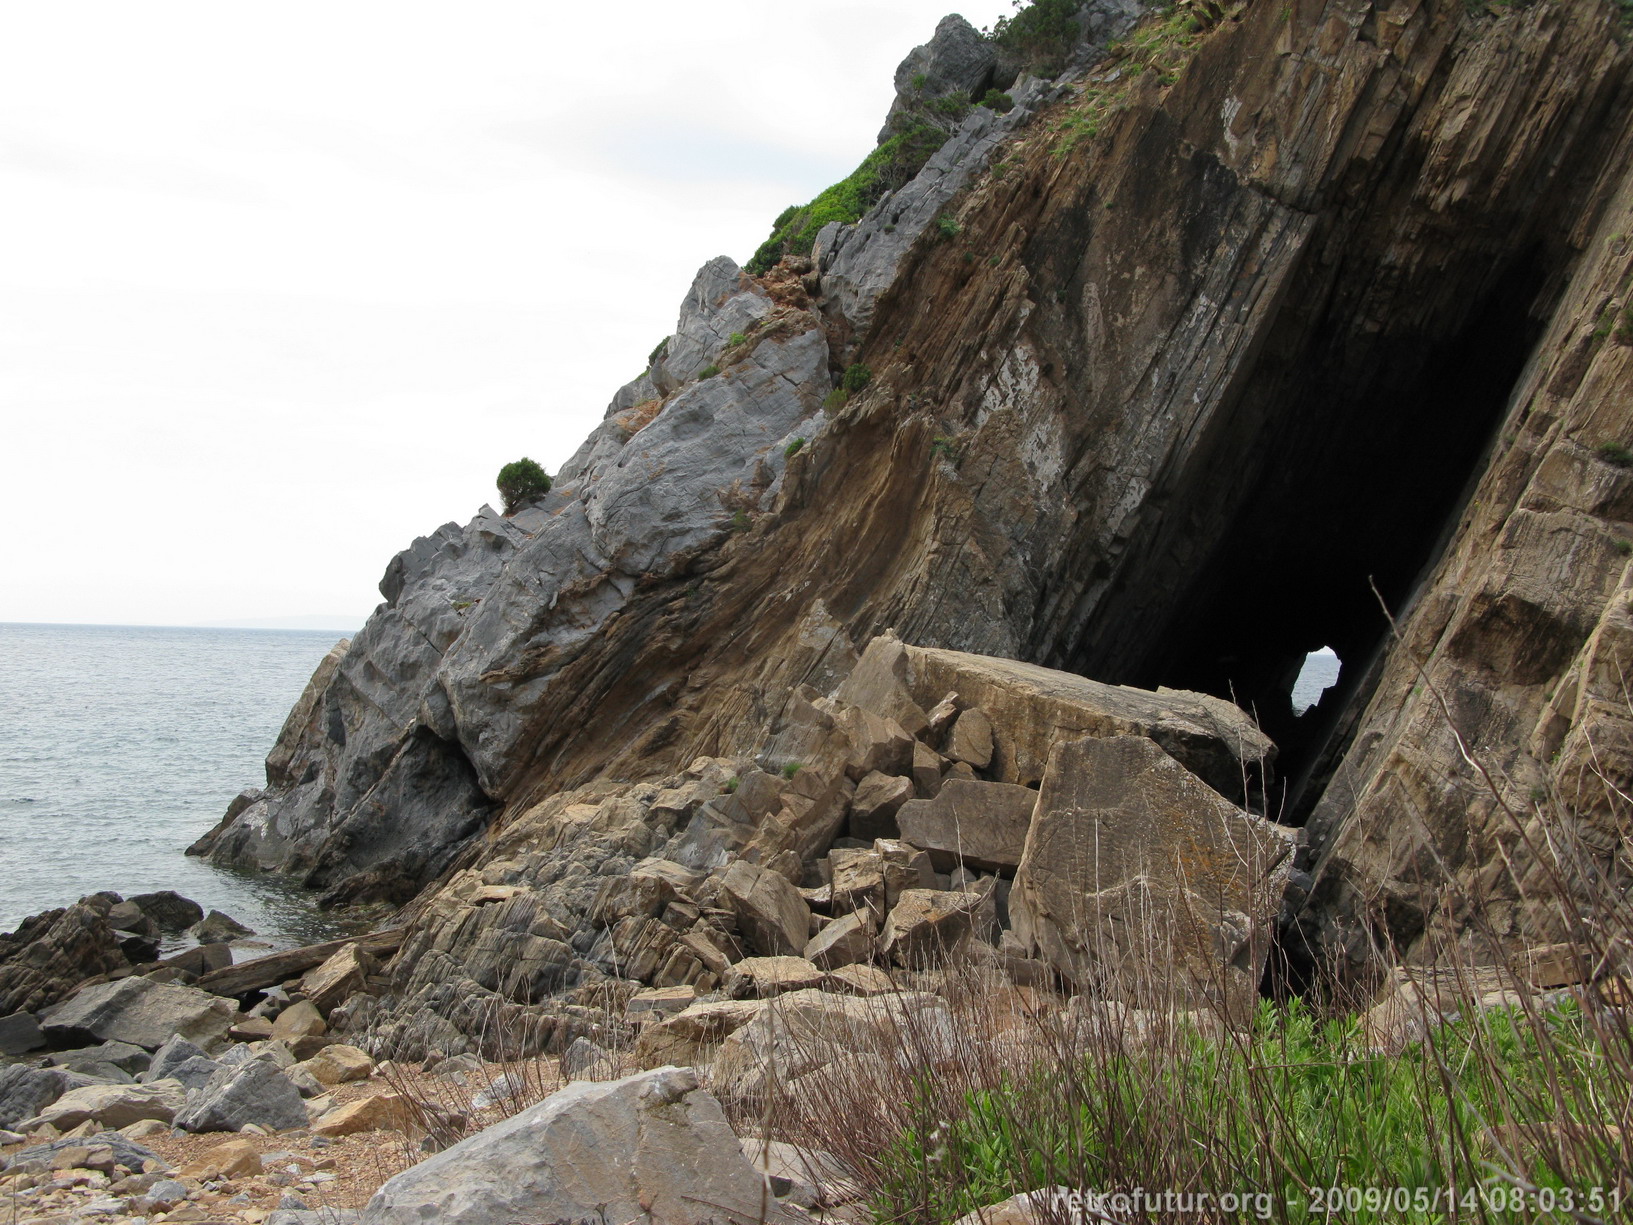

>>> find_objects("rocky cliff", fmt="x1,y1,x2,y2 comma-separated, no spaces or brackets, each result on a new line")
193,0,1633,1021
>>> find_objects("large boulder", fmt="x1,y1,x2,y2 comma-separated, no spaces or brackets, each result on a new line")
359,1067,804,1225
1011,736,1297,1017
846,636,1274,798
41,976,236,1051
710,988,949,1101
16,1079,187,1131
300,944,378,1013
0,901,130,1015
803,910,875,970
0,1010,44,1055
895,778,1038,872
142,1034,209,1082
0,1064,80,1131
879,888,990,966
632,999,765,1070
718,860,810,958
173,1059,309,1133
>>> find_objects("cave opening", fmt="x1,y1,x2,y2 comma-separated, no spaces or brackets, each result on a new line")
1066,247,1553,823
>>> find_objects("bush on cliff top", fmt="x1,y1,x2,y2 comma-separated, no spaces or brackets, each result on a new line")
497,458,551,514
989,0,1082,73
746,123,948,275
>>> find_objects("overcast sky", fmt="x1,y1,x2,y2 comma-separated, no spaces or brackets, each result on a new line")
0,0,1012,629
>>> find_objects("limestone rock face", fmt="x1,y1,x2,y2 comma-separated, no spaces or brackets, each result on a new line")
196,252,828,905
1012,736,1297,1016
360,1067,802,1225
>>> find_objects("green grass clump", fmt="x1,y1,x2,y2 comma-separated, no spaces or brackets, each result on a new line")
1617,304,1633,345
869,998,1625,1225
842,364,872,394
780,761,803,779
746,124,948,275
823,388,849,410
1597,442,1633,467
979,89,1015,112
727,331,747,347
783,436,806,459
697,364,720,381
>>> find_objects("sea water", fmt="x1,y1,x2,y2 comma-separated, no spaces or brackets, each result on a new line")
0,622,356,946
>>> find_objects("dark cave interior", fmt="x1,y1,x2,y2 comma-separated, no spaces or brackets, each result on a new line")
1070,249,1551,823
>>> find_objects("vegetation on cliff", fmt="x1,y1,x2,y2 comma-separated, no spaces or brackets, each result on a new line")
496,457,550,514
745,123,949,275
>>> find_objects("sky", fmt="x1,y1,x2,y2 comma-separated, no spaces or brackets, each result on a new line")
0,0,1014,630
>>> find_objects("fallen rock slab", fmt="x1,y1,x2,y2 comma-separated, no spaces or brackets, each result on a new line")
723,955,825,998
803,910,874,970
192,929,405,998
850,636,1274,796
359,1066,803,1225
1012,735,1297,1017
40,975,235,1051
896,778,1038,871
303,1043,374,1085
177,1136,263,1178
632,999,765,1069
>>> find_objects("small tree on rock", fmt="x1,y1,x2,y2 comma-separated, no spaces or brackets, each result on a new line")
497,458,552,514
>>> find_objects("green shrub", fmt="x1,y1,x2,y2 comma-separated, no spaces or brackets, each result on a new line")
697,364,721,380
728,331,747,347
824,388,849,410
784,436,806,459
936,214,960,240
842,364,872,394
724,776,740,793
912,71,929,92
746,124,949,274
1597,442,1633,468
730,509,751,531
1617,303,1633,345
989,0,1083,74
648,337,669,366
496,457,551,514
979,88,1015,112
780,762,803,779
